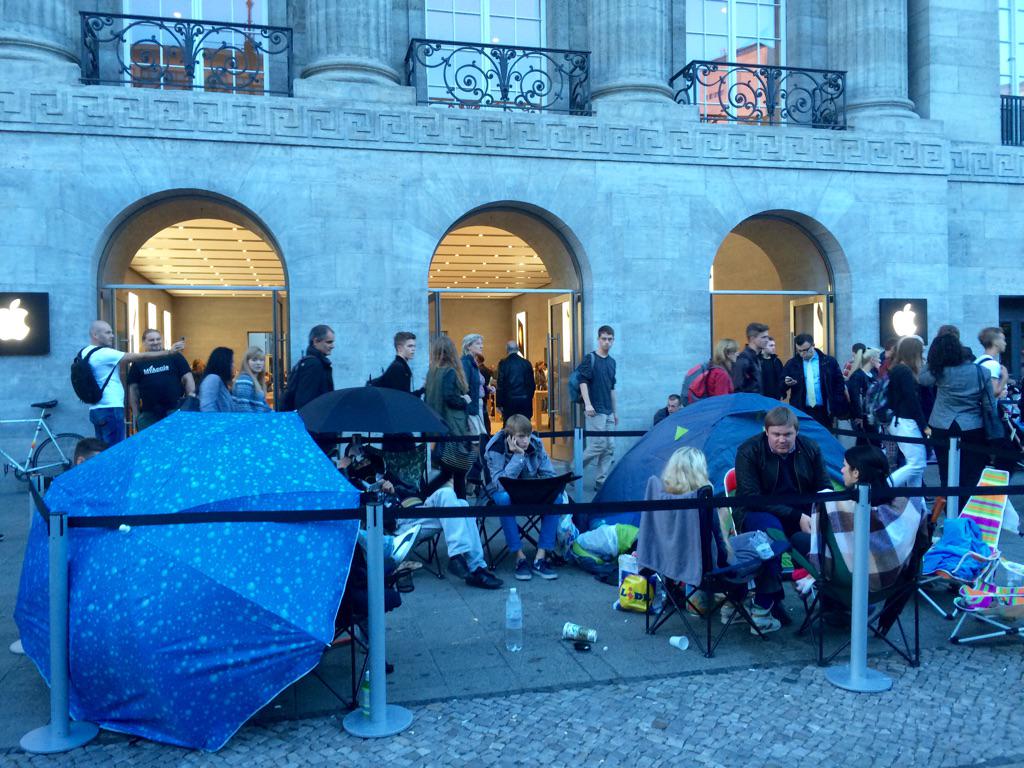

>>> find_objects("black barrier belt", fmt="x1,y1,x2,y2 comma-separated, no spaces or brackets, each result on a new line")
61,481,1024,529
330,430,576,445
583,430,647,438
27,480,50,530
830,427,937,446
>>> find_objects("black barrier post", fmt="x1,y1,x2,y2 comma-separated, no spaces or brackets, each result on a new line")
824,484,892,693
342,494,413,738
20,510,99,753
573,425,584,500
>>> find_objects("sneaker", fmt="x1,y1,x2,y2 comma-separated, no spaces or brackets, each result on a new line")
447,553,470,579
532,559,558,580
391,524,421,566
749,605,782,635
465,568,503,590
514,558,533,581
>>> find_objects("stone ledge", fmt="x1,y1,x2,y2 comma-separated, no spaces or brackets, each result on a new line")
0,84,953,175
949,143,1024,184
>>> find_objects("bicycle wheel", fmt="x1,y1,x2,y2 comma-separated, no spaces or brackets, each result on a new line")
30,433,84,480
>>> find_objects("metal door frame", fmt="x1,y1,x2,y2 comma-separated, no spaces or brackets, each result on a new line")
100,283,289,409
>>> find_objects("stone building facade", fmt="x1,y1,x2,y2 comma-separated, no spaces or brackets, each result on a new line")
0,0,1022,448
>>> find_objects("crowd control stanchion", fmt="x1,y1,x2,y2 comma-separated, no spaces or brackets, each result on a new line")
21,510,99,753
825,484,893,694
573,425,584,501
946,436,961,519
343,494,413,738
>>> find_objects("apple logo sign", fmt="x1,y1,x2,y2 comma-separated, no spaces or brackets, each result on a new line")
891,303,917,337
0,299,30,342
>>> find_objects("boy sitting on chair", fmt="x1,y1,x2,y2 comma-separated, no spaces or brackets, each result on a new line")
485,414,566,581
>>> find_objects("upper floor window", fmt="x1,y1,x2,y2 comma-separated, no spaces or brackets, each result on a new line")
425,0,545,47
686,0,785,66
1000,0,1024,95
124,1,266,25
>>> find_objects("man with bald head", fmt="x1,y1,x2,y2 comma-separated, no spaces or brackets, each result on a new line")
81,321,185,445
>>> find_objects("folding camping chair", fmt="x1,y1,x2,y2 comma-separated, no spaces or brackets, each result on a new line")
769,502,928,668
645,487,788,658
479,472,576,565
920,467,1009,620
949,558,1024,645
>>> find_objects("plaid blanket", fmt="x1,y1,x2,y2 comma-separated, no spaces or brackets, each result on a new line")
810,497,923,592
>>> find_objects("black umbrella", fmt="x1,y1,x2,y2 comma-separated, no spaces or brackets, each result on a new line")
298,386,449,435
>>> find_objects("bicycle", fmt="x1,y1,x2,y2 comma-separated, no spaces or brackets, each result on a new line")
0,400,84,481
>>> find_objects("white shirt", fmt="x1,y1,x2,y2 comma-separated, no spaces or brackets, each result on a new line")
975,353,1001,381
82,345,126,409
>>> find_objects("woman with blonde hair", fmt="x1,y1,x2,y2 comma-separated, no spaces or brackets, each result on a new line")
423,335,474,499
686,339,738,404
232,346,271,412
846,346,881,440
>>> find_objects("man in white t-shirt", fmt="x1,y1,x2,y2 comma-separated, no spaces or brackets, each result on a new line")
82,321,185,445
976,326,1008,399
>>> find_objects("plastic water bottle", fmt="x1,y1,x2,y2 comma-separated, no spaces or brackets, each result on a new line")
505,588,523,652
358,670,371,717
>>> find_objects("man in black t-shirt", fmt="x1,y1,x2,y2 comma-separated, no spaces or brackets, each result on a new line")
127,329,195,430
579,325,618,493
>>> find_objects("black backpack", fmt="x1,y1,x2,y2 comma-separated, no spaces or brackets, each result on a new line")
71,346,117,405
278,356,310,412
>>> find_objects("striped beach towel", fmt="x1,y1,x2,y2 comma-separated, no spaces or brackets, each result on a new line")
960,467,1010,549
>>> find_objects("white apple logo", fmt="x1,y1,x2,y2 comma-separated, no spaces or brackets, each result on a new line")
891,303,917,337
0,299,30,342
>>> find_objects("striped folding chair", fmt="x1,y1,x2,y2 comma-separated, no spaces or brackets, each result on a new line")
920,467,1009,620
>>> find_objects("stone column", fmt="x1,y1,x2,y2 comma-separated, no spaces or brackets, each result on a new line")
828,0,918,124
301,0,398,87
0,0,78,83
589,0,674,107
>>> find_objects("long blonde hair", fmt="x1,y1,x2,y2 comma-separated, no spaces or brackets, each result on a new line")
852,347,880,371
712,338,739,370
240,346,266,393
660,446,710,495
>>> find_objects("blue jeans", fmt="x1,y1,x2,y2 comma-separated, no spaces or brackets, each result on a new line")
494,490,564,554
742,510,808,608
90,407,125,445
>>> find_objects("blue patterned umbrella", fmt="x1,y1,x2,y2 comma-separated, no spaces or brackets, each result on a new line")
14,412,359,751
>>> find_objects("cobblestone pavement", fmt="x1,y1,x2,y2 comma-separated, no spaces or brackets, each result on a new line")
3,645,1023,768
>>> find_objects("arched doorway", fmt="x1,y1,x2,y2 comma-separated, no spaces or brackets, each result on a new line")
98,194,289,408
427,207,583,460
710,213,836,357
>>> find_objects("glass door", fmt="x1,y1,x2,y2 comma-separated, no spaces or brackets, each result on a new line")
547,292,576,462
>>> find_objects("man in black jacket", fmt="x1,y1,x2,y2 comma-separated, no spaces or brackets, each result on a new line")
292,324,335,454
732,322,770,394
496,341,536,419
782,333,847,427
734,407,831,626
373,331,422,396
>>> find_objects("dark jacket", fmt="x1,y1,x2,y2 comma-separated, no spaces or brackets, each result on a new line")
734,432,830,530
484,430,555,496
461,353,482,417
374,355,423,397
496,353,535,414
731,347,764,394
846,368,875,422
292,346,334,411
887,363,927,433
782,350,847,419
760,355,785,400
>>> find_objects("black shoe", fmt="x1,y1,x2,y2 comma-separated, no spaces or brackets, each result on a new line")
447,553,470,579
770,602,793,627
465,568,503,589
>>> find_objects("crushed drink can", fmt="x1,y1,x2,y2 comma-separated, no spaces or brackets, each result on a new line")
562,622,597,643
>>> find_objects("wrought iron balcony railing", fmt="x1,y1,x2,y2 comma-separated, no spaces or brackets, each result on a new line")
80,11,293,96
671,60,846,129
406,38,590,115
1001,95,1024,146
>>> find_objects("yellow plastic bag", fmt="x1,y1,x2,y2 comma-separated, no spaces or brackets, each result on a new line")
618,574,653,613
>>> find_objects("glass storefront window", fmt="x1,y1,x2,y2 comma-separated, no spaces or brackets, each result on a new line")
686,0,784,66
425,0,545,47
